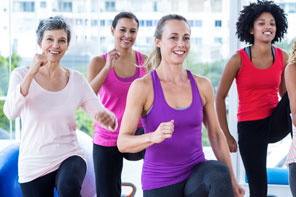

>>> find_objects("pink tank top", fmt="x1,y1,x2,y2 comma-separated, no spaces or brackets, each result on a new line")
93,51,146,146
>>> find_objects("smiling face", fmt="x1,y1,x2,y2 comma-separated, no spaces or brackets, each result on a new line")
40,29,68,63
156,19,191,65
112,18,138,49
250,12,276,44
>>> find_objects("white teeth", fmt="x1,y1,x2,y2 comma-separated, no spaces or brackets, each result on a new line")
49,50,59,54
264,32,271,35
174,51,185,55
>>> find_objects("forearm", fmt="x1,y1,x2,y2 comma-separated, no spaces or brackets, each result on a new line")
117,132,153,153
210,131,237,184
216,97,231,137
20,72,34,96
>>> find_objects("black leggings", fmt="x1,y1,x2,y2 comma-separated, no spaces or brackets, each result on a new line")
93,144,123,197
143,160,234,197
238,93,291,197
20,156,86,197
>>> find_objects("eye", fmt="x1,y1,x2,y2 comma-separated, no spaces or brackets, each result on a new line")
170,36,177,40
59,40,66,43
47,38,53,41
184,37,190,41
120,29,126,32
130,30,137,34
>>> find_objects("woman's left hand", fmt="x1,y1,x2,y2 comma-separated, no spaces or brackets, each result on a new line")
95,111,118,131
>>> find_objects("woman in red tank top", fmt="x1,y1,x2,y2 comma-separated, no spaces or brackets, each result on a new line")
216,1,290,196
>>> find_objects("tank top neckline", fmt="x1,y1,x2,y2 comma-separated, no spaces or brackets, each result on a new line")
242,47,277,71
104,50,143,82
152,69,196,112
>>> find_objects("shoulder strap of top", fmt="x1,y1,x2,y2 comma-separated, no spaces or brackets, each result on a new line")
135,51,143,65
244,46,251,61
186,70,200,105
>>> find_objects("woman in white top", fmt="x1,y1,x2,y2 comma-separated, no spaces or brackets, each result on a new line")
4,16,117,197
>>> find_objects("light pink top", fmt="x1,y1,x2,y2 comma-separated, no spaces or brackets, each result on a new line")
93,51,146,146
286,126,296,166
4,67,111,183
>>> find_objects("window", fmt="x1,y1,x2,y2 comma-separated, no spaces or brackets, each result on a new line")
214,37,222,44
215,20,222,27
62,2,72,12
13,2,35,12
40,1,46,8
100,20,105,27
91,20,98,27
139,20,145,27
146,20,152,27
105,1,115,12
192,37,202,45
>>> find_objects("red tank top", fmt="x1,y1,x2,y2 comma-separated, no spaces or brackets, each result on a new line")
235,46,284,122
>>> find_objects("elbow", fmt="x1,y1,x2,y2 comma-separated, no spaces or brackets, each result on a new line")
117,136,126,153
3,104,17,120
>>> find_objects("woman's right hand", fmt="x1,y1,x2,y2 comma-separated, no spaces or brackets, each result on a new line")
150,120,174,144
29,53,48,76
226,134,237,152
104,49,120,71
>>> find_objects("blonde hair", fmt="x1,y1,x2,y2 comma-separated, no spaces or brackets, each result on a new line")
289,40,296,64
143,14,189,71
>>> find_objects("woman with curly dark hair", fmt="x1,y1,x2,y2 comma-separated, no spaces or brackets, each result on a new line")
216,1,291,196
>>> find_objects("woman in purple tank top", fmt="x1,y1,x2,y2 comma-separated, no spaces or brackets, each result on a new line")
87,12,147,197
118,14,244,197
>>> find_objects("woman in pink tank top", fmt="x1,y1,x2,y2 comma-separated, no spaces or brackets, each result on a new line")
216,1,290,196
87,12,147,197
118,14,244,197
285,40,296,196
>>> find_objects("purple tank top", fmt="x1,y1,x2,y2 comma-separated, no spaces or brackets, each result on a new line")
141,70,206,190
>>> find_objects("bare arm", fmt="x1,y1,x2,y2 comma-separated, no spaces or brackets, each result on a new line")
87,49,120,93
285,63,296,126
279,50,289,97
199,76,244,197
215,53,241,152
118,76,174,153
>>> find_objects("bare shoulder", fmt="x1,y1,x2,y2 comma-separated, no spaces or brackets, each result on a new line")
192,74,213,91
88,55,106,73
286,62,296,72
226,53,241,70
192,74,214,105
281,49,289,66
130,73,152,93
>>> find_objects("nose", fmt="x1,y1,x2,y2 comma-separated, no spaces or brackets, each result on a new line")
124,31,131,38
177,39,185,47
52,41,59,48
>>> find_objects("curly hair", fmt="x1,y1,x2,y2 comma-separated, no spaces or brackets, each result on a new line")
289,40,296,64
236,0,287,44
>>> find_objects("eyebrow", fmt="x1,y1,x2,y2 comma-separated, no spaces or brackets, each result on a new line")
169,33,190,36
46,35,67,40
119,26,137,30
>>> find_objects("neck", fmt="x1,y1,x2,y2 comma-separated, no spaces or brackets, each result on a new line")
157,61,186,83
115,45,133,57
251,42,272,56
42,61,63,77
